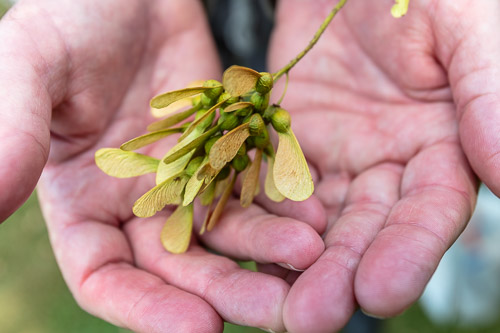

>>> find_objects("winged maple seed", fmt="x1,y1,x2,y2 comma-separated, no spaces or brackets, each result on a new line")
95,0,408,253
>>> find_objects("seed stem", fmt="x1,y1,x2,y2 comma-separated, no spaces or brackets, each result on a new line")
273,0,348,81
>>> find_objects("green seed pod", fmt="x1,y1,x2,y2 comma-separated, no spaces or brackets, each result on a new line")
237,142,247,156
203,80,223,100
254,125,270,149
215,166,231,181
245,136,256,150
204,135,222,155
232,154,249,172
249,113,265,136
218,91,238,106
218,112,240,131
262,105,277,120
186,156,204,177
250,91,269,113
255,72,273,94
201,93,215,108
235,106,252,117
270,107,291,133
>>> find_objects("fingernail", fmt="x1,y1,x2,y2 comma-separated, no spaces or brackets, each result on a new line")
259,328,287,333
277,263,305,272
360,308,387,319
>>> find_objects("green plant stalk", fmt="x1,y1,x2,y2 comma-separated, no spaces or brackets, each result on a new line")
273,0,348,81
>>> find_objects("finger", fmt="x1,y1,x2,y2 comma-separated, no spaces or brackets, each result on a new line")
355,143,477,317
435,1,500,195
0,11,55,221
195,199,325,271
283,163,403,333
125,215,288,333
38,203,223,333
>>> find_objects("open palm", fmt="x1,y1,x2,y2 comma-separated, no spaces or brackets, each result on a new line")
269,0,500,331
1,0,328,332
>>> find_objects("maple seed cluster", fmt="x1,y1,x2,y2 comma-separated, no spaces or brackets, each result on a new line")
95,65,313,254
94,0,408,254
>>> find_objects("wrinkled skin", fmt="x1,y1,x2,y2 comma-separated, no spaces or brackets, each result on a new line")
0,0,327,332
2,0,500,332
268,0,500,331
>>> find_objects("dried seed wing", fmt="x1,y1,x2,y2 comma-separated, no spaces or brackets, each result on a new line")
133,174,188,218
151,97,194,118
222,65,261,97
199,181,216,206
163,125,220,164
161,204,193,254
151,87,212,109
199,200,214,235
183,158,210,206
156,153,192,185
147,106,198,132
178,98,227,141
198,163,218,181
274,129,314,201
264,153,285,202
155,128,203,184
223,102,253,113
240,149,262,207
95,148,159,178
120,128,183,151
209,123,250,170
214,173,232,198
206,173,237,231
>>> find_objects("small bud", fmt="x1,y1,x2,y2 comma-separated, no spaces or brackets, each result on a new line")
216,166,231,181
237,142,246,156
218,91,239,106
232,154,250,172
262,105,278,120
254,126,270,149
270,108,291,133
236,106,252,117
249,113,265,136
204,135,221,155
255,72,273,94
201,93,215,108
218,112,240,131
185,156,204,177
203,80,223,100
250,92,269,113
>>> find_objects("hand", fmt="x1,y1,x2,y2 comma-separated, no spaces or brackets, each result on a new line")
268,0,498,331
0,0,327,332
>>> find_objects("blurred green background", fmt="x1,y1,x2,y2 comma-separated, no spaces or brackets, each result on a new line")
2,1,500,332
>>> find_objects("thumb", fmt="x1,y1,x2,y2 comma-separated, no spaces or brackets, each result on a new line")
438,1,500,195
0,7,60,222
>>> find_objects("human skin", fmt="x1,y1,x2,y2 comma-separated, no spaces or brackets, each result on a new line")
0,0,327,332
269,0,500,331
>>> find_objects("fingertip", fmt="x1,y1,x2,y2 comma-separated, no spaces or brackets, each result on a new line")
251,217,325,271
283,257,355,333
354,231,436,318
257,194,328,234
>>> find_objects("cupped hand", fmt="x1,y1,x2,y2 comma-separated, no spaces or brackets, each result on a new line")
0,0,327,332
269,0,499,331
